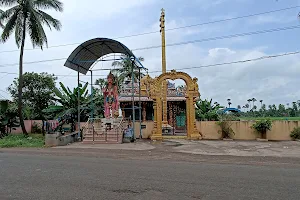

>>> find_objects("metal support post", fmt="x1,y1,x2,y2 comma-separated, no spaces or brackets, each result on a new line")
77,68,81,140
139,67,142,139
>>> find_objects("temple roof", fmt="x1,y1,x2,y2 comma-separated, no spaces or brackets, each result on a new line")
118,96,187,102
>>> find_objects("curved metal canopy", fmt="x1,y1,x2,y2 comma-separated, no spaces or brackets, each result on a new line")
64,38,135,75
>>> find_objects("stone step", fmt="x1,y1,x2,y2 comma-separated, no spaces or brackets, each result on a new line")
82,140,121,144
84,136,121,140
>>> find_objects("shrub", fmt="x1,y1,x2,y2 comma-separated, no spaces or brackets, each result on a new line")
252,119,272,139
216,114,235,139
290,127,300,140
32,122,42,133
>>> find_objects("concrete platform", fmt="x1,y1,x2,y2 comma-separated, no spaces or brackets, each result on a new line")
168,140,300,158
53,141,155,151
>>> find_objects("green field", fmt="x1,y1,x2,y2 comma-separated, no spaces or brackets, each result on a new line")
240,117,300,121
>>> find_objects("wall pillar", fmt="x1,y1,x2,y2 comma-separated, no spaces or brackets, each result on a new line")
188,96,201,140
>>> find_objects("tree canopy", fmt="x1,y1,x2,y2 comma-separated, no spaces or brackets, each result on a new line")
7,72,57,120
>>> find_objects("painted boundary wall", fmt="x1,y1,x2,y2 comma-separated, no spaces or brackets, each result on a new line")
196,121,299,140
11,120,86,134
136,121,299,140
12,120,299,141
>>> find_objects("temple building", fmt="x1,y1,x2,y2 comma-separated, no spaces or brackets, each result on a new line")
119,78,189,135
117,8,201,140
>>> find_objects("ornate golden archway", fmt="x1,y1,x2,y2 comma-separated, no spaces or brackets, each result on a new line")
146,70,201,140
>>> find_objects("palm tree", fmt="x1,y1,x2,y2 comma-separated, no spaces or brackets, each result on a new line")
0,9,3,27
259,100,263,108
237,105,241,110
253,105,257,111
247,99,252,110
227,99,231,108
228,102,232,108
252,98,257,108
111,54,146,84
245,104,249,111
0,0,63,134
95,78,107,92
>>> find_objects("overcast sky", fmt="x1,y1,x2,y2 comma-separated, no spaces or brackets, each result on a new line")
1,0,300,108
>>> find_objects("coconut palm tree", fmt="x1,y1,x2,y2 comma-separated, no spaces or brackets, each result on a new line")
0,8,3,27
0,0,63,134
111,54,146,84
228,102,232,108
245,104,249,112
247,99,252,110
227,99,231,108
259,100,263,108
252,98,257,108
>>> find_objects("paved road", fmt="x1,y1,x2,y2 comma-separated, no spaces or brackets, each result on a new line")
1,152,300,200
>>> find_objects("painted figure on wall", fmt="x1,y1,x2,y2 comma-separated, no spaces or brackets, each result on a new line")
102,72,119,118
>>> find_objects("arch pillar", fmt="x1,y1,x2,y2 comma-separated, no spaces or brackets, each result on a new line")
151,97,162,140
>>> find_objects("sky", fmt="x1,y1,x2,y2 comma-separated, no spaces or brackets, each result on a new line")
1,0,300,108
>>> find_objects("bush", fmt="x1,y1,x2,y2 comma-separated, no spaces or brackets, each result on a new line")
290,127,300,140
252,119,272,139
216,114,235,139
32,122,42,133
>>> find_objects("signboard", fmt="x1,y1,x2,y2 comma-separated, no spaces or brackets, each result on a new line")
141,125,146,129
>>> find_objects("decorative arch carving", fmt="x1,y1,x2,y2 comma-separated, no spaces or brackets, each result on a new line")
150,70,201,140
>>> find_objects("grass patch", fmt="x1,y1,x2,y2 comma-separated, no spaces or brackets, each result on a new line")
0,134,45,148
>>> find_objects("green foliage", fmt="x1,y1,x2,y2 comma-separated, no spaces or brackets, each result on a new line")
252,119,272,135
43,82,102,132
32,122,42,133
0,0,63,47
240,100,300,118
290,127,300,140
0,8,3,27
216,114,235,139
0,100,19,138
111,54,146,84
7,72,57,120
0,134,44,148
195,99,223,121
43,82,88,122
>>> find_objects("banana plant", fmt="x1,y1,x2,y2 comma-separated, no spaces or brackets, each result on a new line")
195,99,224,121
43,82,102,132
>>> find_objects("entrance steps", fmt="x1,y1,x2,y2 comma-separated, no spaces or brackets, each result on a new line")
82,117,126,144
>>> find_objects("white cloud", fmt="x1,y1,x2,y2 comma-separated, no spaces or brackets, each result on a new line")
0,0,299,108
